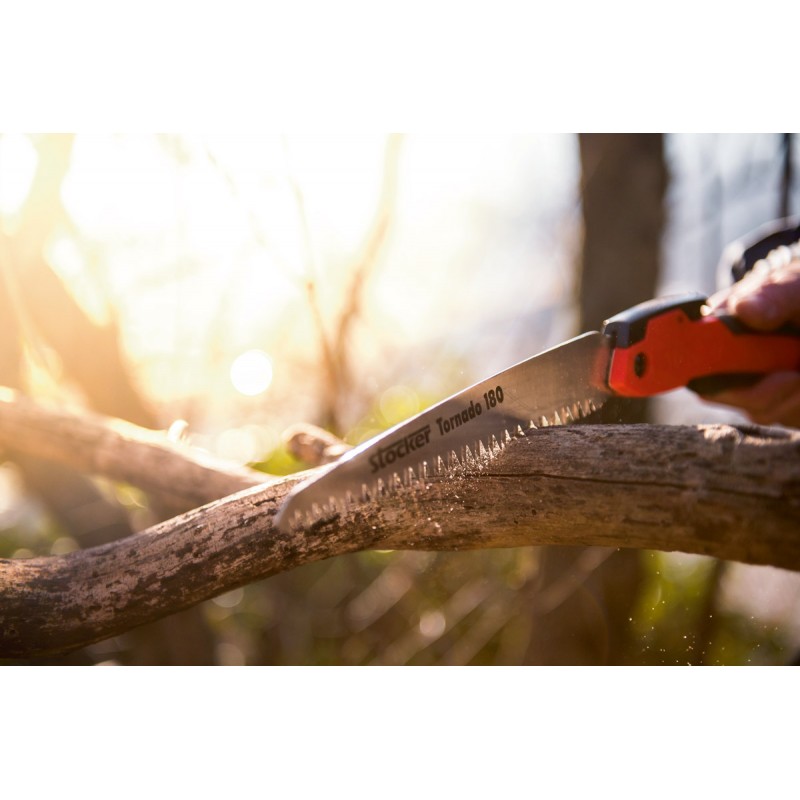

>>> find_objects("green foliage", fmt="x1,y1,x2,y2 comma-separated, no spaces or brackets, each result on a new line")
250,447,306,477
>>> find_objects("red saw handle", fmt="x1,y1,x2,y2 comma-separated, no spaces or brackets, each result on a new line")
602,294,800,397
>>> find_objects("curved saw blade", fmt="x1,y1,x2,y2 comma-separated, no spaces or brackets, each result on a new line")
274,332,611,531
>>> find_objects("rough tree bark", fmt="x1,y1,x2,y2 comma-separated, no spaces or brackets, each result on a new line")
1,397,799,659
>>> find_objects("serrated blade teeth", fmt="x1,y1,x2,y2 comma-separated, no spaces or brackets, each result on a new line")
272,329,614,533
297,395,609,524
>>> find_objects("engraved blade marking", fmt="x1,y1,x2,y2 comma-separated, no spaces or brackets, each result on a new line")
274,332,612,531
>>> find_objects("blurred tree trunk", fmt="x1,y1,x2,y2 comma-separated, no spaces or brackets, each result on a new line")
780,133,794,219
577,132,667,414
524,133,668,664
0,134,215,665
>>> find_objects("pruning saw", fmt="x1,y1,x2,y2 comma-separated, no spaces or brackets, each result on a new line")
274,290,800,532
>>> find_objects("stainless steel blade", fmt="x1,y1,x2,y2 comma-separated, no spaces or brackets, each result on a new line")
274,332,612,531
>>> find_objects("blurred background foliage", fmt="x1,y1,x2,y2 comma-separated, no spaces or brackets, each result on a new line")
1,132,798,665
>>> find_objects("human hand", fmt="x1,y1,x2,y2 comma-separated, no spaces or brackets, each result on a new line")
702,251,800,427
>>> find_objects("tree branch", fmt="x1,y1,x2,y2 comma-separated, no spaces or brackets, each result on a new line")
0,388,270,513
2,421,799,658
283,422,351,465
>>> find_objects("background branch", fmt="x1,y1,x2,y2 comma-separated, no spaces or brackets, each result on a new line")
2,421,799,659
283,422,351,466
0,388,269,514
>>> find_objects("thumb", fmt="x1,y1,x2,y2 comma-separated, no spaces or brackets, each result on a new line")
727,260,800,331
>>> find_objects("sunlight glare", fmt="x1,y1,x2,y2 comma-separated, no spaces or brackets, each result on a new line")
61,135,178,238
230,349,273,396
284,134,387,254
0,134,38,218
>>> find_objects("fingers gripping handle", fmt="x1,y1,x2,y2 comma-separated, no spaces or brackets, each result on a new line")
602,294,800,398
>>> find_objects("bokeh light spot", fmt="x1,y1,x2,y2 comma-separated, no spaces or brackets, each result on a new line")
419,609,446,640
230,350,273,396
